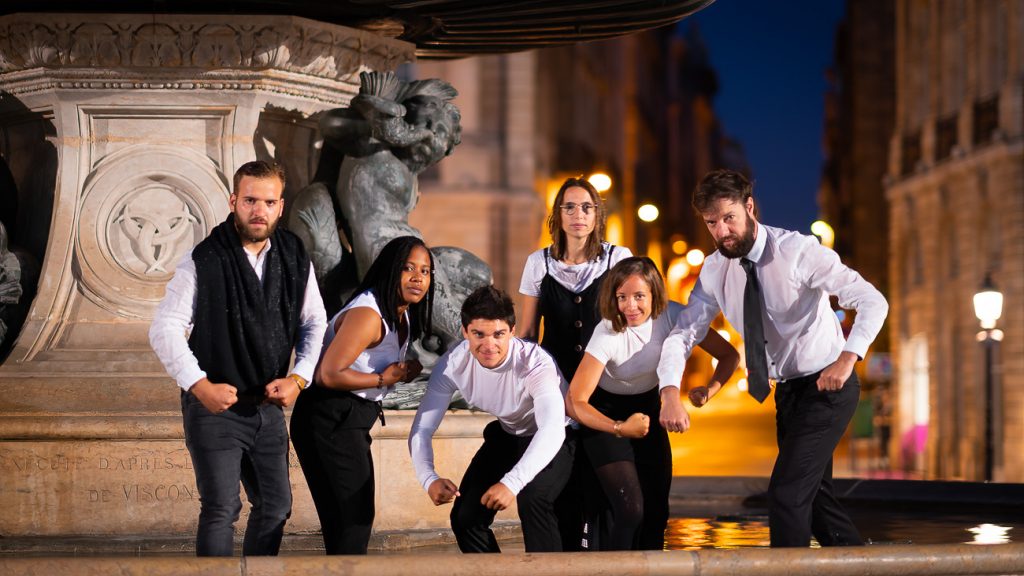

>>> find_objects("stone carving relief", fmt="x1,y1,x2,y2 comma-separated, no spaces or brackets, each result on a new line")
110,186,202,278
76,146,228,318
0,222,22,344
0,15,411,81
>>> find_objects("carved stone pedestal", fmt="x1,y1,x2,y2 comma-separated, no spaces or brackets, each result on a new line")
0,13,494,544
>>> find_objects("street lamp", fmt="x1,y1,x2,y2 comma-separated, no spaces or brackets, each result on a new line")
811,220,835,249
637,203,659,222
588,172,612,193
973,273,1003,482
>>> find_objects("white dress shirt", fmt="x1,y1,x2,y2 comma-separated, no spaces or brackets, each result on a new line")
149,239,328,391
408,338,569,495
657,222,887,388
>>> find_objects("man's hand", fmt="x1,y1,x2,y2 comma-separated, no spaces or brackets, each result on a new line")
659,386,691,433
817,351,858,391
190,378,238,414
619,412,650,439
480,482,515,511
265,377,300,407
428,478,460,506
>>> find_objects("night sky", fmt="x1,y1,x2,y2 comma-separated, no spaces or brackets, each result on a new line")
689,0,847,233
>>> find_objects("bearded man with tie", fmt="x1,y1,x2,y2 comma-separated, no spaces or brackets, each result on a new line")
657,169,888,548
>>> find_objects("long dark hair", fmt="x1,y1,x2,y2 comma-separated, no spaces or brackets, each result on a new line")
547,176,607,262
345,235,435,342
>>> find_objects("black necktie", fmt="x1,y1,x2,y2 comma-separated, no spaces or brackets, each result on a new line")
740,258,770,403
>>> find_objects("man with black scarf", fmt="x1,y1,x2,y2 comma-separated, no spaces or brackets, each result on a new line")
150,160,327,556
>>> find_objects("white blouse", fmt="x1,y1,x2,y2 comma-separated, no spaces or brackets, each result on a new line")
519,242,632,296
320,290,408,402
586,301,683,396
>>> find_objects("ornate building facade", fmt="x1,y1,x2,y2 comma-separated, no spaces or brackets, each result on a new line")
886,0,1023,481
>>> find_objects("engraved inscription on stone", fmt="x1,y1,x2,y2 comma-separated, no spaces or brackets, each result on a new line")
109,186,201,278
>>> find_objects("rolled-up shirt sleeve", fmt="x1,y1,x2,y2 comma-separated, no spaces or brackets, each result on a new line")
291,265,328,382
409,367,458,492
498,366,566,495
149,252,206,391
657,277,719,390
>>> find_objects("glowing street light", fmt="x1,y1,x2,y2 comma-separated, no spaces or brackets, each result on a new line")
588,173,612,193
811,220,835,249
637,203,659,222
974,274,1004,330
685,248,705,267
974,273,1004,482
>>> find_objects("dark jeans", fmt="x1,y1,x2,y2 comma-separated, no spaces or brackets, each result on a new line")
181,392,292,557
451,420,575,553
769,371,864,547
290,385,381,555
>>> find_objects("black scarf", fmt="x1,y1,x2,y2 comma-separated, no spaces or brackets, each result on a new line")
187,214,310,398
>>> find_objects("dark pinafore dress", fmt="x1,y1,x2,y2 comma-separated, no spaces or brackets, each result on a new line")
537,246,617,382
536,245,616,551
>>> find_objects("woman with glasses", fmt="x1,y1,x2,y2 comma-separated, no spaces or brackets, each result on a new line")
518,177,632,382
290,235,435,554
517,177,632,550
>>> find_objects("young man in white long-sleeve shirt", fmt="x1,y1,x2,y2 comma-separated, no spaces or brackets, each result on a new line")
657,169,888,548
409,285,574,553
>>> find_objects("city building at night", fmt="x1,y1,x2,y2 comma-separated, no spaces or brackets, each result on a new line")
885,0,1023,481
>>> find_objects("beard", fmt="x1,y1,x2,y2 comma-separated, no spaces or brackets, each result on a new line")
234,215,279,244
715,215,756,259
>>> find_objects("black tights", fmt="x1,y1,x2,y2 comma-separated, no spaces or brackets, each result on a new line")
593,460,644,550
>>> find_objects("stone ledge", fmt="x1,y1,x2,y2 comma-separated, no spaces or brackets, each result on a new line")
0,410,497,440
0,13,413,79
0,543,1022,576
0,523,522,556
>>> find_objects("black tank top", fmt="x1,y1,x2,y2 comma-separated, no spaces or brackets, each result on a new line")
537,246,616,382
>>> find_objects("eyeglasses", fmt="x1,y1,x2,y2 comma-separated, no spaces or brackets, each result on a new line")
559,202,598,215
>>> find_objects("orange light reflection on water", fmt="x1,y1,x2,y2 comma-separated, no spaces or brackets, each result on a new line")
664,517,770,550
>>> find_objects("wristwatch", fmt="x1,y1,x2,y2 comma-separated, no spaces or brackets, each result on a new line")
288,373,308,390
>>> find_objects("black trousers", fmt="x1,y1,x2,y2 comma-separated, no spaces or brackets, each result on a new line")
451,420,575,553
290,385,381,555
769,371,864,547
181,392,292,557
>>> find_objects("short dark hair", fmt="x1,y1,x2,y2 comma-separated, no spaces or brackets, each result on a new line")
460,285,516,329
547,176,606,262
598,256,668,333
693,169,753,213
346,235,434,342
233,160,286,194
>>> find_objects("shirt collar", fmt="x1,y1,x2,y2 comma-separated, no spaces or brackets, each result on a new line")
743,220,766,264
628,316,655,344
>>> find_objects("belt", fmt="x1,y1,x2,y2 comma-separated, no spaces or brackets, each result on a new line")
777,370,823,385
